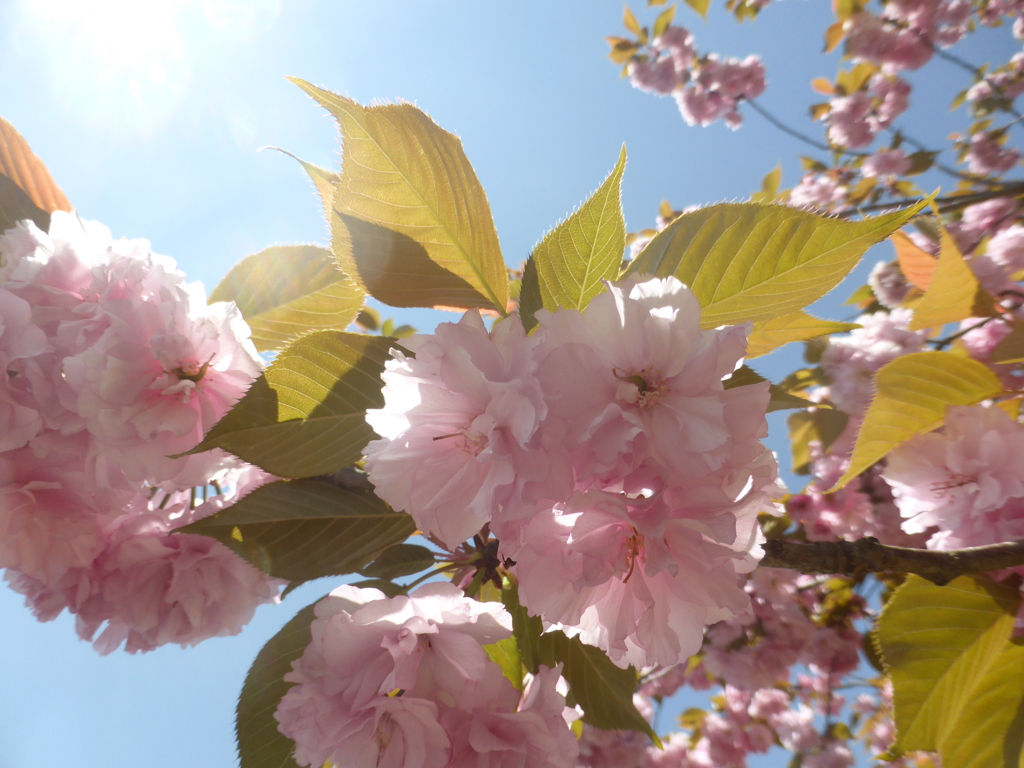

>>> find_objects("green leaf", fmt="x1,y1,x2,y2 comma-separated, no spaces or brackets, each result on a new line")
683,0,710,19
189,331,391,478
909,229,986,331
236,599,320,768
209,245,364,352
746,311,860,359
502,584,656,742
626,201,928,328
519,256,543,333
358,543,436,580
267,147,338,220
652,4,676,38
0,117,72,214
181,478,415,580
723,365,815,412
291,79,509,314
484,636,524,690
750,164,782,203
830,352,1002,491
991,322,1024,364
788,409,849,474
877,575,1024,768
0,174,49,234
534,146,627,314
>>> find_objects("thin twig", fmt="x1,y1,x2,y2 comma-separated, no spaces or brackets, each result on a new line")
746,99,866,156
761,537,1024,585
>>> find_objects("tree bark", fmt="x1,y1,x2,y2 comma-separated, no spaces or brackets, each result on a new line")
760,537,1024,585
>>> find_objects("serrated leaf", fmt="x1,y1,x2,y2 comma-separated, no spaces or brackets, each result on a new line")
502,584,656,742
534,146,626,314
891,230,936,291
358,543,436,580
268,148,338,220
877,575,1024,768
626,201,928,328
189,331,391,478
831,352,1002,490
291,80,509,314
992,322,1024,364
209,245,364,352
0,117,72,214
182,479,415,580
0,174,49,234
788,408,849,474
909,230,984,331
722,365,811,412
519,256,543,333
236,599,320,768
484,636,524,691
683,0,710,18
746,311,860,359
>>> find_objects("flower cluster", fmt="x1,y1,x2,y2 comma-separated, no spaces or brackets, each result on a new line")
627,24,766,129
364,275,781,669
0,214,279,652
275,582,579,768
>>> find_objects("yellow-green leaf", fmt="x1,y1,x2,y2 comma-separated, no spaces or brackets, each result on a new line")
188,331,392,478
877,575,1024,768
991,322,1024,364
519,256,543,333
653,4,676,38
291,79,509,314
626,201,927,328
683,0,711,18
891,230,936,291
723,365,814,412
484,637,524,691
909,230,984,331
0,117,72,215
830,352,1002,490
746,311,860,359
623,6,644,37
787,408,849,474
236,599,320,768
209,245,364,352
358,543,436,580
750,163,782,203
824,21,845,51
182,478,415,581
534,146,627,313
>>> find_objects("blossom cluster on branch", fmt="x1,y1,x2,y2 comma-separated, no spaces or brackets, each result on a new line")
0,213,280,653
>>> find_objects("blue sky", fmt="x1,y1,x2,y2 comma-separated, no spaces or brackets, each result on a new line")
0,2,1019,766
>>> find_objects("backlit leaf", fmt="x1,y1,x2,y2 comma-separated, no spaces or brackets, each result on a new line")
877,575,1024,768
746,311,860,359
750,164,782,203
824,21,845,52
652,4,676,38
722,365,813,412
0,174,49,233
0,117,72,214
236,599,319,768
788,408,849,474
291,80,509,314
909,230,985,331
503,584,656,742
627,201,927,328
519,256,543,333
182,478,415,581
683,0,711,19
991,322,1024,364
210,245,364,352
189,331,392,478
534,146,626,313
484,637,524,691
358,543,436,580
891,230,936,290
830,352,1002,490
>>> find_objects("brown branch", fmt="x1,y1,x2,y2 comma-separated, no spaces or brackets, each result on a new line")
761,537,1024,586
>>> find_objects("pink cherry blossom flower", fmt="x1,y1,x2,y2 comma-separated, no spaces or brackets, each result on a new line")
862,148,912,179
364,311,552,549
789,174,847,211
966,131,1020,175
884,404,1024,539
